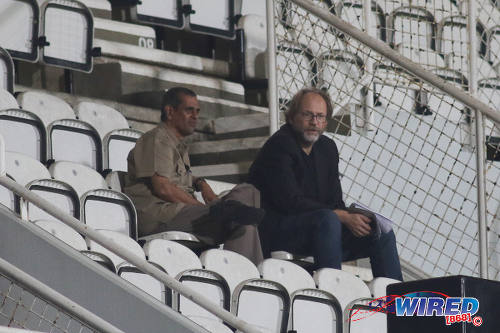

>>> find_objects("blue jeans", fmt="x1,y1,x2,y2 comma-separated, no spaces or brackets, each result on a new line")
265,209,403,280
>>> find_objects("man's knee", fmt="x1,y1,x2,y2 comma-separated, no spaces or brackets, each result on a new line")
311,209,341,235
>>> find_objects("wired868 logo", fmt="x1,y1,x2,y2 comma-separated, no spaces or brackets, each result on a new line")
350,291,483,327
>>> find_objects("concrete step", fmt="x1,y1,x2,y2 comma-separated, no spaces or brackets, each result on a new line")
191,161,252,183
189,136,266,166
208,113,269,140
72,60,245,103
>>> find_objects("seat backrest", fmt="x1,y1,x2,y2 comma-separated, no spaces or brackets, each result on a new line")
103,128,142,172
200,249,260,292
49,161,107,198
23,178,80,222
87,229,145,269
75,102,129,139
259,258,315,295
81,188,138,240
34,219,87,251
48,119,102,171
0,89,18,110
389,6,435,50
117,263,169,305
313,268,371,311
143,239,202,278
237,14,267,80
368,277,401,298
17,91,75,127
0,109,46,162
5,151,50,186
105,170,127,192
188,0,235,39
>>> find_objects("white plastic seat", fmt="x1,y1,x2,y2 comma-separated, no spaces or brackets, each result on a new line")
313,268,371,311
16,91,76,127
189,0,235,39
49,161,108,198
396,44,444,69
117,262,169,305
488,25,500,65
48,119,102,171
40,0,95,72
81,188,138,240
22,178,80,223
143,239,230,323
270,251,315,267
87,229,145,270
437,15,485,57
74,102,129,139
318,50,364,110
445,53,497,80
368,277,401,298
104,128,142,172
0,109,46,162
240,0,266,17
105,170,126,192
34,219,87,251
276,42,315,103
5,151,50,187
123,0,182,30
282,0,343,56
237,14,267,80
260,259,342,333
388,6,435,50
0,89,18,110
409,0,459,23
0,49,14,93
0,0,39,62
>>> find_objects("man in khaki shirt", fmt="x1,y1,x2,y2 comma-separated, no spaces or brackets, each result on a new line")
124,87,264,264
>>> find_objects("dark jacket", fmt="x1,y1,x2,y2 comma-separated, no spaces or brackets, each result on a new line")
248,123,346,215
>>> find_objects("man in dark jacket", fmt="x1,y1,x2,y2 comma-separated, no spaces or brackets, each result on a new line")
248,87,402,279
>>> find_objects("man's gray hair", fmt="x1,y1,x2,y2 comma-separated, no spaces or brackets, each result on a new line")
285,88,333,124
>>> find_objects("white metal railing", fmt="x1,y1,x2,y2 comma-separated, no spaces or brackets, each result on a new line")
0,133,261,333
268,0,500,280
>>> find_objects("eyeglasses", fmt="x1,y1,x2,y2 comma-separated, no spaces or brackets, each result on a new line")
299,111,327,123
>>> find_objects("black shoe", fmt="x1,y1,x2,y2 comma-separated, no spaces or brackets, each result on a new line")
209,200,265,226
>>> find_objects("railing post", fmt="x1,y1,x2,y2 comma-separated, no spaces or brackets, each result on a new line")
361,0,374,132
467,0,489,279
267,0,280,134
0,133,5,177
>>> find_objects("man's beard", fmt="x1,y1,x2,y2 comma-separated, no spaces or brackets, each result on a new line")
302,130,320,144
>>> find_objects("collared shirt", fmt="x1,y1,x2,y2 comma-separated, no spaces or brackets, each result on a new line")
124,122,195,235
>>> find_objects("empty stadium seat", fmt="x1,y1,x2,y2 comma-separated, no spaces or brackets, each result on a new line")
48,119,102,171
87,229,145,269
202,251,289,333
0,47,14,93
260,259,342,333
276,42,316,103
81,188,138,240
49,161,107,198
281,0,342,56
143,239,230,324
189,0,236,39
104,128,142,172
0,0,39,62
74,102,130,139
409,0,460,23
16,91,76,127
0,89,18,110
487,25,500,65
445,53,496,80
5,151,50,187
318,50,364,110
313,268,371,311
368,277,401,298
237,14,267,81
121,0,183,29
34,219,87,251
239,0,266,17
117,262,170,305
388,6,435,50
0,109,46,162
40,0,95,72
336,0,385,42
21,178,80,223
396,44,444,69
437,16,486,57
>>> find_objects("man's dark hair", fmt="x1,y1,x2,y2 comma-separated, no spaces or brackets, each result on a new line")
285,87,333,124
160,87,197,122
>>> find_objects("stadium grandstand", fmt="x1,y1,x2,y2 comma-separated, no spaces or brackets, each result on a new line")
0,0,499,332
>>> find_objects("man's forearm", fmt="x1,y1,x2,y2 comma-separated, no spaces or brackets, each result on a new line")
151,173,203,206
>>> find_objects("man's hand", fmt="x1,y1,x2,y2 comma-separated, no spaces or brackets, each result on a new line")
151,173,203,206
199,180,218,203
334,209,372,237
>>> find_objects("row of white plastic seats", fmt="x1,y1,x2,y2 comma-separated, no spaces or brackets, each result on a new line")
0,89,142,172
1,152,138,240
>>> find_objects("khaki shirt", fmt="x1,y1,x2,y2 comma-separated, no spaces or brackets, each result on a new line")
124,122,195,236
